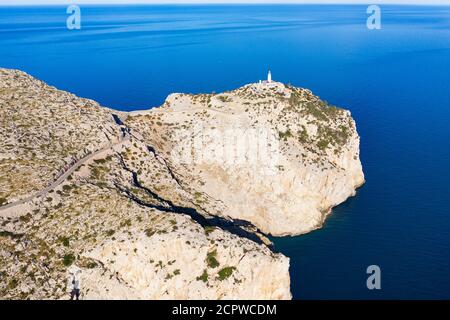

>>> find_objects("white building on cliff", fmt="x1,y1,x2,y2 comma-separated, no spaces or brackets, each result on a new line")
259,70,274,84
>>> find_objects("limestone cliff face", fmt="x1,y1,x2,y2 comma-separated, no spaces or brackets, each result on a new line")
82,220,290,300
0,69,291,300
127,82,365,236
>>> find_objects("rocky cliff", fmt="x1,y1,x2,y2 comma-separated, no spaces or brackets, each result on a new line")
0,69,364,299
127,81,365,236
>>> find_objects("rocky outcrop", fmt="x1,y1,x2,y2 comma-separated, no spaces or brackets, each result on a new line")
126,81,365,236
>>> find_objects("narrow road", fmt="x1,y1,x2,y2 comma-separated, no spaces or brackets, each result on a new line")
0,132,130,212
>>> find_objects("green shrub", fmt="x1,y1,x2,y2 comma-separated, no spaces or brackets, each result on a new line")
204,226,215,236
59,236,70,247
121,219,132,227
288,92,301,108
217,95,231,103
298,127,309,143
63,254,75,267
95,182,108,189
217,267,236,281
0,197,8,206
304,102,328,121
206,249,220,268
196,270,208,282
317,139,329,150
0,231,23,239
8,279,18,290
278,129,292,141
93,158,107,164
19,213,31,223
145,228,154,237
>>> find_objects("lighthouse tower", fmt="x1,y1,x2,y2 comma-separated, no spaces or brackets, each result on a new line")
267,70,272,83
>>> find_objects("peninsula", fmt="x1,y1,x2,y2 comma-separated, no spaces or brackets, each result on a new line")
0,68,364,299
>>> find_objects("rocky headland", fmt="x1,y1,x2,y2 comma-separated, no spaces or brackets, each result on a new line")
0,68,364,299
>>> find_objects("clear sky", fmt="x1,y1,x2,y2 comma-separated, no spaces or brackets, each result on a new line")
0,0,449,5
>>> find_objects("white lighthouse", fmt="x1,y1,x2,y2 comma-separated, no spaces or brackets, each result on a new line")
267,70,272,83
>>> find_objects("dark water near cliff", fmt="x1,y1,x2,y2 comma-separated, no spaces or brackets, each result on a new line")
1,4,450,299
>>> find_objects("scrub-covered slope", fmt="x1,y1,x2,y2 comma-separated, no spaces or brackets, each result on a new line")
0,69,122,205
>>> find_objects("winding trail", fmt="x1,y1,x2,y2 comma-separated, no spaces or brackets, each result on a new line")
0,132,130,213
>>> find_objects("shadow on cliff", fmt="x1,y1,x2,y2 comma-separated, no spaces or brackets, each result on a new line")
114,148,269,248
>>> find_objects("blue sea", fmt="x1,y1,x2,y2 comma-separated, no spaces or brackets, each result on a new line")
1,4,449,299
